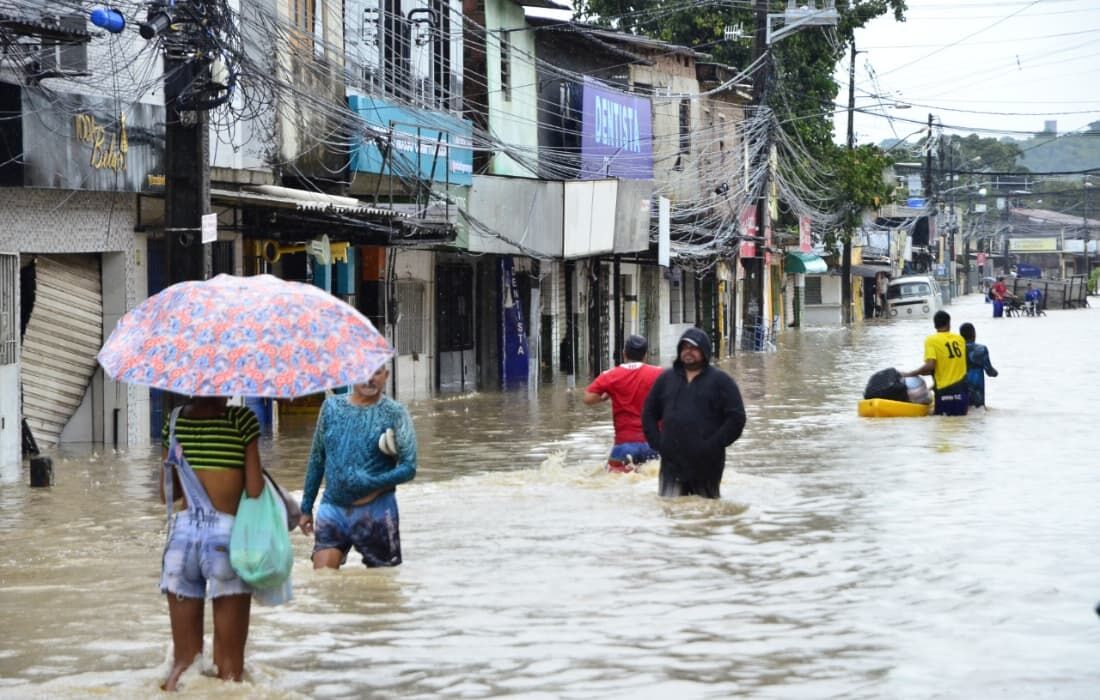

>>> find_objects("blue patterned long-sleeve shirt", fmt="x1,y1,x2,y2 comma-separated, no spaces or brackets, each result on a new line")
301,394,418,515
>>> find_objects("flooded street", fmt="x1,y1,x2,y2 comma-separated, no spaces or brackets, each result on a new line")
2,292,1098,698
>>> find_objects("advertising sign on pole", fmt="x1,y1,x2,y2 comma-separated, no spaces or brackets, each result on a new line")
799,216,812,252
499,257,529,387
201,213,217,244
658,196,670,268
739,207,757,258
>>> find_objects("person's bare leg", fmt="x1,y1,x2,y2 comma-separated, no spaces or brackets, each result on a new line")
312,548,343,570
163,596,204,691
211,594,251,682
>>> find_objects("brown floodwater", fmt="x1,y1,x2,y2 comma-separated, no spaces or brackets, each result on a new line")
1,292,1098,698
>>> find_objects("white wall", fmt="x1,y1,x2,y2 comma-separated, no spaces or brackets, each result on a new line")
0,364,19,477
803,275,843,326
656,271,695,363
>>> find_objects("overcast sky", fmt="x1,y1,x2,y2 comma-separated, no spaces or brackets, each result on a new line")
836,0,1100,147
528,2,1100,148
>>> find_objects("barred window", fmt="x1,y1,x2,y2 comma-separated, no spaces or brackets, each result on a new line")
805,276,823,305
0,255,14,365
499,30,512,101
395,280,425,355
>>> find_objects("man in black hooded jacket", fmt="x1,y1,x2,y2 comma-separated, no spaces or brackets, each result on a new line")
642,327,746,498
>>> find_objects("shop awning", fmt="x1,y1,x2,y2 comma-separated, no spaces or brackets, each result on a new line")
784,251,827,274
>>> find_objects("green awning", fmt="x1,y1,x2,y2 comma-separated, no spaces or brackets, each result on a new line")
784,251,828,274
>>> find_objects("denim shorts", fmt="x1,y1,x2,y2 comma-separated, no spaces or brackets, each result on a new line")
608,442,659,473
313,492,402,568
160,509,251,599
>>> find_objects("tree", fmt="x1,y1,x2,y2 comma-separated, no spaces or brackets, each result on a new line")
824,143,895,251
574,0,908,228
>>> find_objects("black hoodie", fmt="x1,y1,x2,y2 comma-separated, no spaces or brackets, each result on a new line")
641,327,746,482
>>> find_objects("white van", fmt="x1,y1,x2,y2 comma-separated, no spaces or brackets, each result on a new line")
886,275,943,319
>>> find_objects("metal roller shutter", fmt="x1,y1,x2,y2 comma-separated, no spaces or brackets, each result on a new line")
20,255,102,446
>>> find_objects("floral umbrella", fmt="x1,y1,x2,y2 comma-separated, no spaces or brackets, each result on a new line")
98,274,393,397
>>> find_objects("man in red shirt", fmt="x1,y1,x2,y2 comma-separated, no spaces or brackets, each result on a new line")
584,335,663,472
990,276,1011,318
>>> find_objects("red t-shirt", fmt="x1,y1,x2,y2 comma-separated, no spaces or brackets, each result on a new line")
991,281,1007,300
586,362,663,444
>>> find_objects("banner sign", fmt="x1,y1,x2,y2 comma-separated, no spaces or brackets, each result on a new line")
499,257,529,386
739,206,757,258
1009,238,1058,252
349,95,473,186
578,77,653,180
6,85,165,192
799,216,812,252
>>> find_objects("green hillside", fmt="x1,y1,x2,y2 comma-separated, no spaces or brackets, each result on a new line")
1013,121,1100,173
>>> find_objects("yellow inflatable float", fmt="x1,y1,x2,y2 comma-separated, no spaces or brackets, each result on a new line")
857,398,932,418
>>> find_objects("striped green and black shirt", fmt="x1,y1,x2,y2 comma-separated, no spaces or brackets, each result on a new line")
162,406,261,471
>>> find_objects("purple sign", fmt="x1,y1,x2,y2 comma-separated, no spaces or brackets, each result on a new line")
579,77,653,180
499,257,529,386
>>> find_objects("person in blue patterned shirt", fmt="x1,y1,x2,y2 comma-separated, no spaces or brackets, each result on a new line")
299,364,418,569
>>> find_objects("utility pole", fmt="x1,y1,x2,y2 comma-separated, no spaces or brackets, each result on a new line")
947,139,956,299
164,58,211,284
923,113,934,275
142,1,212,285
743,0,769,350
1084,173,1092,277
923,114,933,201
842,41,860,324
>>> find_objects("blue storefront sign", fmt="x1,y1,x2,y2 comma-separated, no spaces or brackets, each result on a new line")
499,257,529,386
577,77,653,180
349,95,473,186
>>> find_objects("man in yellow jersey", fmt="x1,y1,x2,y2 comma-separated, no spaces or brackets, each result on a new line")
901,310,969,416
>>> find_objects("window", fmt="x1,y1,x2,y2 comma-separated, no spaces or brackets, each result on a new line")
675,99,690,170
888,281,931,300
291,0,315,52
805,276,823,305
395,281,426,355
499,30,512,101
383,0,409,99
0,254,15,365
431,0,453,109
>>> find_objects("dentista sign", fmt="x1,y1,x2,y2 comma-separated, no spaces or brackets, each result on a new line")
579,77,653,180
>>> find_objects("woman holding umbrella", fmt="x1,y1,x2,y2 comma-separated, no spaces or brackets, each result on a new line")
97,274,397,686
159,395,263,691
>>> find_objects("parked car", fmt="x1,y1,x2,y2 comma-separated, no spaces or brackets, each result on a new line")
886,275,943,319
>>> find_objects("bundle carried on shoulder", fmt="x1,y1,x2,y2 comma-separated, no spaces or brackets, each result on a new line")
863,367,910,403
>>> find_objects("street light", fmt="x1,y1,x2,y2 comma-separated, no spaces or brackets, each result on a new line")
767,0,839,45
1084,176,1094,278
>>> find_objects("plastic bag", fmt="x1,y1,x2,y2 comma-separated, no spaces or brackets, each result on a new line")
863,367,910,402
230,476,293,590
904,376,932,404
